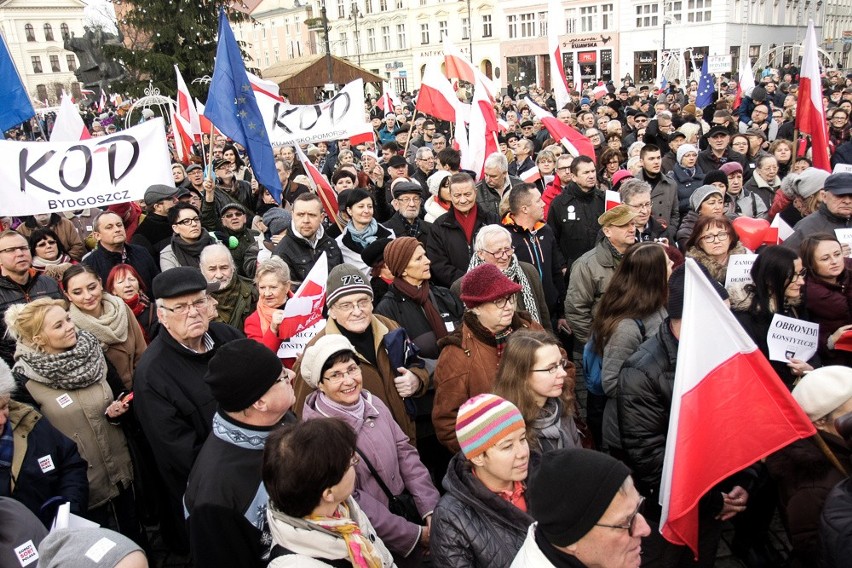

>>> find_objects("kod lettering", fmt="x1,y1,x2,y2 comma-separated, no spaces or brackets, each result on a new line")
271,91,351,134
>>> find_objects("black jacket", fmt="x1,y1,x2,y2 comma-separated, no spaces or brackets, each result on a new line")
546,183,605,275
131,213,173,267
2,401,89,527
821,477,852,568
382,213,431,246
426,206,498,288
431,453,534,568
133,322,244,500
696,148,748,180
82,243,159,295
504,218,567,318
273,228,343,285
671,163,706,218
374,284,464,359
0,272,63,366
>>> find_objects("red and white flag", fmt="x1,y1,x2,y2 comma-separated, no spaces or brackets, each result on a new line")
592,83,608,100
463,73,499,179
795,20,831,172
605,189,621,211
50,92,90,141
733,50,755,111
548,0,570,111
279,252,328,339
98,91,106,112
443,36,476,84
294,143,339,226
175,65,202,142
377,81,402,114
416,60,460,123
659,259,816,557
247,71,284,102
171,111,194,164
525,97,595,162
519,166,542,184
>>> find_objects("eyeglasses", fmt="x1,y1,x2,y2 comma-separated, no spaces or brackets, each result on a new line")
0,245,29,255
701,232,730,243
533,358,570,375
334,298,372,313
396,196,422,205
160,296,209,316
222,212,245,219
323,363,361,384
276,372,294,385
483,246,515,259
36,240,57,247
175,217,201,226
492,295,517,309
792,268,807,281
596,497,645,537
627,201,652,211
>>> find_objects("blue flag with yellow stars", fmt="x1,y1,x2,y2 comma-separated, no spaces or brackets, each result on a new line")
206,8,282,202
695,58,716,109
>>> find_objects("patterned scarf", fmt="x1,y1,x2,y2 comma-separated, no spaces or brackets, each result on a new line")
346,219,379,249
69,293,129,346
13,330,107,391
307,501,384,568
467,254,541,324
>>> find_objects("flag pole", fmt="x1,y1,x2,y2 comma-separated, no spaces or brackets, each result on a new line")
206,119,215,180
403,117,416,156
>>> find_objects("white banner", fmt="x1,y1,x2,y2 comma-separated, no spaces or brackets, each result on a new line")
767,314,819,363
257,79,370,146
0,118,173,217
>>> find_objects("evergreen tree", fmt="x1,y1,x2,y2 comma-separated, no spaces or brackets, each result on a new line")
105,0,252,99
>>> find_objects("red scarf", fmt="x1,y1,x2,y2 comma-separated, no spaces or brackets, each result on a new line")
454,203,479,245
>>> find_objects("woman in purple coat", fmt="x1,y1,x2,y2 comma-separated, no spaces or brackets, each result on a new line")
299,334,440,567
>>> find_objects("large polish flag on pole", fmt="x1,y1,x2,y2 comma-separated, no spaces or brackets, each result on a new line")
416,60,460,122
526,97,595,162
796,20,831,172
50,92,90,141
175,65,202,142
294,143,340,228
548,0,571,111
733,50,755,110
659,259,816,558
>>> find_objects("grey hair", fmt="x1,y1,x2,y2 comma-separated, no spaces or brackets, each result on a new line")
474,224,512,253
756,154,778,169
484,152,508,172
656,110,673,122
254,256,291,285
199,243,235,271
677,122,701,142
620,179,652,203
627,141,645,158
415,146,434,160
0,358,14,398
605,121,622,134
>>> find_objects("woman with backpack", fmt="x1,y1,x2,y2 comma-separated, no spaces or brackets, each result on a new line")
586,242,672,456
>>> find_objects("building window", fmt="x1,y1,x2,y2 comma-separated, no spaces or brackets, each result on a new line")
60,23,70,40
340,31,348,55
364,0,373,14
25,23,35,42
273,48,279,62
507,15,517,39
66,54,76,71
420,23,429,44
44,23,54,41
566,8,577,33
462,17,469,40
601,4,614,29
520,13,535,38
381,26,391,50
397,24,405,48
380,0,388,10
635,3,659,27
482,14,492,37
439,20,447,40
32,56,42,73
396,0,404,7
686,0,712,22
50,55,60,72
538,12,547,36
367,27,376,51
581,6,597,32
338,0,346,18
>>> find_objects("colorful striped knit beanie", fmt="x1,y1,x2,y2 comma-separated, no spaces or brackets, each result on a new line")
455,394,525,459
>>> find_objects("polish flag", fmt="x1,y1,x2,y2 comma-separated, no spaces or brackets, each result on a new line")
443,37,499,98
592,84,608,100
795,20,831,172
98,90,106,112
525,97,595,162
171,111,194,164
377,81,402,114
175,65,202,141
349,122,376,146
733,50,755,111
279,252,328,339
548,0,570,111
416,60,460,122
50,92,90,141
194,99,220,137
294,143,339,226
605,189,621,211
519,166,542,184
247,71,284,102
659,259,816,557
463,74,499,178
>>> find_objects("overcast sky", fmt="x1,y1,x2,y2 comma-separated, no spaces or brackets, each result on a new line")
83,0,118,33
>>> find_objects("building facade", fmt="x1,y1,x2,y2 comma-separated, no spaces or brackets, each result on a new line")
0,0,86,105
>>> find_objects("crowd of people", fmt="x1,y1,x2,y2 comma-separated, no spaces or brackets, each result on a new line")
1,66,852,568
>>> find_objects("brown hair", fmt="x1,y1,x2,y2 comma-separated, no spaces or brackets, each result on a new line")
800,233,842,276
685,215,740,252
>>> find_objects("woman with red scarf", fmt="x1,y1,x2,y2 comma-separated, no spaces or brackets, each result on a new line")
244,257,296,364
106,264,159,343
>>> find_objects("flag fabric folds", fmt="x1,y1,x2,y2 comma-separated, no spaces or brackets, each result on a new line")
50,93,90,142
377,81,402,114
547,0,571,111
526,97,595,162
733,50,755,110
0,33,35,132
416,60,460,123
175,65,202,142
294,143,339,227
659,259,816,557
695,58,716,108
796,20,831,172
205,8,282,202
279,252,328,339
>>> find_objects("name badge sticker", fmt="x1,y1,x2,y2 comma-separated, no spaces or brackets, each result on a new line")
56,393,73,408
38,454,55,474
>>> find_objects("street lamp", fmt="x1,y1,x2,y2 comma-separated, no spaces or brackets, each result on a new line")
321,0,334,89
350,2,362,66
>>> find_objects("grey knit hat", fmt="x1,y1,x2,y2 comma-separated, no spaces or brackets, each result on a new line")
676,143,698,164
38,528,144,567
789,168,830,199
326,264,373,307
689,185,724,212
299,334,357,389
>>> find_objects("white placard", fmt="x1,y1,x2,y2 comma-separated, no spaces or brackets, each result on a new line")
835,228,852,255
767,314,819,363
256,79,369,146
278,320,326,359
832,163,852,174
706,55,732,74
0,118,173,216
724,254,758,288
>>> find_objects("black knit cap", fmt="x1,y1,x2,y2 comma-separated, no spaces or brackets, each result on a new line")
204,339,282,412
702,169,729,190
529,449,630,547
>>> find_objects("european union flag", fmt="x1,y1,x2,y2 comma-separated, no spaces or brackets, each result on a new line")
0,33,35,133
205,8,282,202
696,58,716,109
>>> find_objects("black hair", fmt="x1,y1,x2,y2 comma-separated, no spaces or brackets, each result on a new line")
167,202,200,225
319,349,358,382
745,245,799,315
28,228,69,260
